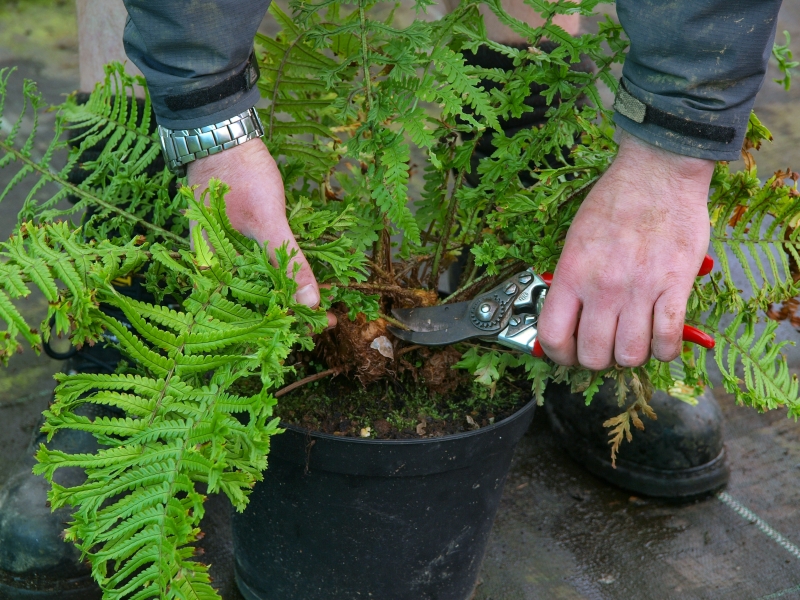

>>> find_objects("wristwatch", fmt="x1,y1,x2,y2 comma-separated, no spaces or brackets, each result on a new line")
157,107,265,177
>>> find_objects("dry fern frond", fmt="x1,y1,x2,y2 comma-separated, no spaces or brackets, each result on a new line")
603,396,657,468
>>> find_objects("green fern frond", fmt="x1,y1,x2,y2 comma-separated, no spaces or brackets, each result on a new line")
0,178,320,598
432,46,501,130
708,163,800,311
713,312,799,413
0,66,186,245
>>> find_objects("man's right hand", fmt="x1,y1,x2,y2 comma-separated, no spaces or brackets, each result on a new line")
186,139,321,309
536,132,714,369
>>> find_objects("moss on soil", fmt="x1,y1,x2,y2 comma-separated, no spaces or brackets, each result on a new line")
235,370,530,439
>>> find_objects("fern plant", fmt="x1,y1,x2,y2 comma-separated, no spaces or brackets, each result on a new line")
2,188,327,598
0,0,799,597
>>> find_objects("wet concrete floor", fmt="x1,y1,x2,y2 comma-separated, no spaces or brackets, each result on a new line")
0,2,799,599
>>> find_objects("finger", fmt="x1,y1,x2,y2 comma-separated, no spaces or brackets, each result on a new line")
325,311,338,330
575,305,618,371
283,238,320,309
614,301,653,367
318,285,337,329
537,281,581,366
651,290,688,362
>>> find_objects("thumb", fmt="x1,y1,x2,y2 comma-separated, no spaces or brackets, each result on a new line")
287,242,320,308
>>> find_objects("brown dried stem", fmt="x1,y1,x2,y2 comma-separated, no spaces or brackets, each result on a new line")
275,368,339,398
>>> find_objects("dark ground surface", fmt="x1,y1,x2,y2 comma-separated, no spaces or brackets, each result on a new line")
1,2,800,599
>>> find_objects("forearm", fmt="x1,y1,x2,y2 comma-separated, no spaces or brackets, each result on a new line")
121,0,270,128
614,0,783,161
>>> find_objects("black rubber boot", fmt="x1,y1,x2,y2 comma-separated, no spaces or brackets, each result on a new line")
545,380,729,498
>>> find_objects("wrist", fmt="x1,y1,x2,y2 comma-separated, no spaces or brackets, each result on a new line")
158,106,264,177
186,137,273,187
616,131,715,192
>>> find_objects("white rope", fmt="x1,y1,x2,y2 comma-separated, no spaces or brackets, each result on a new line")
717,491,800,560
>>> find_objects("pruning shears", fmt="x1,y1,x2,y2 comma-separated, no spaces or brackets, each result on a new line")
388,255,716,357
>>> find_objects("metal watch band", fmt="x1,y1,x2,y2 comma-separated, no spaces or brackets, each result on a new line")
158,107,265,177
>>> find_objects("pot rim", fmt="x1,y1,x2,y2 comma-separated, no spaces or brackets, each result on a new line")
277,395,536,446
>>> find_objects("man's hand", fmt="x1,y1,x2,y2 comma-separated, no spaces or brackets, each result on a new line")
187,139,321,308
536,132,715,369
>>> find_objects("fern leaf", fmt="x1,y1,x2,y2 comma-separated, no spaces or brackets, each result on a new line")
0,289,40,349
99,314,175,377
183,318,273,355
34,445,145,480
203,294,260,324
713,313,799,413
431,47,500,131
0,67,186,246
174,353,242,375
0,263,28,297
3,235,59,300
149,243,193,277
226,277,275,306
109,295,183,355
185,191,240,271
270,120,333,137
122,297,192,333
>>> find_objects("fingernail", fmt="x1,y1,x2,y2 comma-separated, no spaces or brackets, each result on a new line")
294,284,319,308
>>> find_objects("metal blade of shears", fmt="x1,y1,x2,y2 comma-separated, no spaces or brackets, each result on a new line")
389,302,479,345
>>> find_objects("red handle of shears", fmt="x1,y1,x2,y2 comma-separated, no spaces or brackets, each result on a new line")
533,254,716,358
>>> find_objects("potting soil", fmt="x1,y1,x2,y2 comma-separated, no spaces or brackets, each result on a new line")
267,372,531,439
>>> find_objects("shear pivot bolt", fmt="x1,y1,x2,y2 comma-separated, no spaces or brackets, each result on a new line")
518,273,533,284
476,299,500,323
504,283,518,295
510,317,520,326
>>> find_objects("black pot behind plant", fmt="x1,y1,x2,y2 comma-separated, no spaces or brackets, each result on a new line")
231,397,536,600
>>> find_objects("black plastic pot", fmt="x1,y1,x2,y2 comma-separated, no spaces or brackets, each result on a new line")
231,398,536,600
